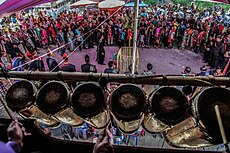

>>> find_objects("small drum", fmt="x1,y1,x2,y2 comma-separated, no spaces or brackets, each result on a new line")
166,87,230,148
109,84,146,134
71,83,110,129
143,87,189,133
36,81,84,126
6,80,60,127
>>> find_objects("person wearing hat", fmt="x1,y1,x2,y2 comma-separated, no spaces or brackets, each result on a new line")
29,49,45,71
198,65,209,76
60,53,76,89
46,49,59,72
81,54,97,73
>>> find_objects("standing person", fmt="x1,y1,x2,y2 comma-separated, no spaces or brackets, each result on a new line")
154,25,161,48
168,26,175,48
120,29,126,48
5,37,17,59
41,26,48,49
67,27,74,52
75,26,83,51
60,53,76,89
48,24,57,45
81,54,97,73
216,36,225,69
57,28,66,56
97,35,105,65
27,25,38,48
46,50,59,72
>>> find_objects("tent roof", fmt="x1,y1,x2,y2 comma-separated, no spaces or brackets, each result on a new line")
0,0,55,17
70,0,98,7
124,1,148,7
98,0,125,8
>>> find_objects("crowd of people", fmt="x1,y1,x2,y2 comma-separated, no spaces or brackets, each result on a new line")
0,2,229,75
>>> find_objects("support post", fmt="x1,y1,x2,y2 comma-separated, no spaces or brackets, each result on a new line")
131,0,139,74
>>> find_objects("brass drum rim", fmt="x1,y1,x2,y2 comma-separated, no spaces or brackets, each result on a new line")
110,84,146,121
36,81,70,115
149,86,189,125
6,80,36,112
71,82,105,118
192,87,230,144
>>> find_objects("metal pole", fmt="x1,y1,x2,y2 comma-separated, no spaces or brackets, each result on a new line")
131,0,139,74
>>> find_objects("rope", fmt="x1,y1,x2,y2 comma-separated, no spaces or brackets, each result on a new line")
51,1,130,72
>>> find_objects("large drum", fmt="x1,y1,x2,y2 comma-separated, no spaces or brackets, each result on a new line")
143,87,189,133
36,81,84,126
6,80,60,126
71,83,110,129
166,87,230,148
109,84,146,134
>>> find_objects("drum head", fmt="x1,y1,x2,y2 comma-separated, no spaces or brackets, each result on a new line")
110,84,146,121
6,80,35,111
37,81,69,114
197,87,230,143
150,87,188,125
71,83,105,118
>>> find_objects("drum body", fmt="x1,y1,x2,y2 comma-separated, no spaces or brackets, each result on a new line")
36,81,84,126
143,87,189,133
110,84,146,134
6,80,59,126
71,83,110,129
166,87,230,148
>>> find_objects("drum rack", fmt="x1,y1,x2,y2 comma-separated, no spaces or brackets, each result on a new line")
1,71,230,86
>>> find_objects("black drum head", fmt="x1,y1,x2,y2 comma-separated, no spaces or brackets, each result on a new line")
6,80,35,111
71,83,105,118
110,84,146,121
150,87,188,125
197,87,230,143
37,81,68,114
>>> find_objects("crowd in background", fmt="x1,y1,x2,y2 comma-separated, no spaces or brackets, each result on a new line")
0,2,229,75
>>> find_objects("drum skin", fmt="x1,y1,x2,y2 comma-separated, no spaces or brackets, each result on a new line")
36,81,69,115
110,84,146,121
149,87,189,125
193,87,230,144
6,80,36,111
71,83,105,118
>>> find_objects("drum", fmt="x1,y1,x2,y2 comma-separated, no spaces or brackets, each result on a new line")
166,87,230,148
6,80,60,127
36,81,84,126
71,83,110,129
143,87,189,133
109,84,146,134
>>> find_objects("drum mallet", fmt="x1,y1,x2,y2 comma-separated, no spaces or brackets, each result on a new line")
0,94,14,120
214,105,230,153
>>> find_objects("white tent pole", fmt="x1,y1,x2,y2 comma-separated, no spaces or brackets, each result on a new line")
131,0,139,74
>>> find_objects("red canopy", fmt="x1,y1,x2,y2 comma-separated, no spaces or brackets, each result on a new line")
0,0,55,17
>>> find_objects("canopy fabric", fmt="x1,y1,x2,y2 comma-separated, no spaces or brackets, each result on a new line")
70,0,98,7
0,0,54,17
98,0,125,9
195,0,229,3
124,1,148,7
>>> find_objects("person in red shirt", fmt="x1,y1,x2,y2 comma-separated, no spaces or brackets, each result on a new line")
219,22,225,35
48,24,57,45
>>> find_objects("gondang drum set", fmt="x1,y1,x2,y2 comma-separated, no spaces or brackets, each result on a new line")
5,80,230,148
